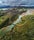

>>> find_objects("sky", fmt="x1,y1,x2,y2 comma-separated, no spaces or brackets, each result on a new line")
0,0,34,6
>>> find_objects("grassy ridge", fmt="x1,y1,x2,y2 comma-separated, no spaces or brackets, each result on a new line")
0,15,34,40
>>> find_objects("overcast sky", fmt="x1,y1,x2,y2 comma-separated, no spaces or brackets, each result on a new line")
0,0,34,6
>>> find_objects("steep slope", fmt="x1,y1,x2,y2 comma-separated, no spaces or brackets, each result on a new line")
0,14,34,40
0,8,27,29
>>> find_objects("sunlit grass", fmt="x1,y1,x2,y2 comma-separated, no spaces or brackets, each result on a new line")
0,16,8,24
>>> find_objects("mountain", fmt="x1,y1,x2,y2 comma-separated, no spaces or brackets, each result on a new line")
0,14,34,40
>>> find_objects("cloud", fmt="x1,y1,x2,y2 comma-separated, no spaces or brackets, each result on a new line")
0,1,2,4
0,0,34,6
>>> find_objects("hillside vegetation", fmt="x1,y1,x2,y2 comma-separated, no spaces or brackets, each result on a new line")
0,14,34,40
0,8,27,29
